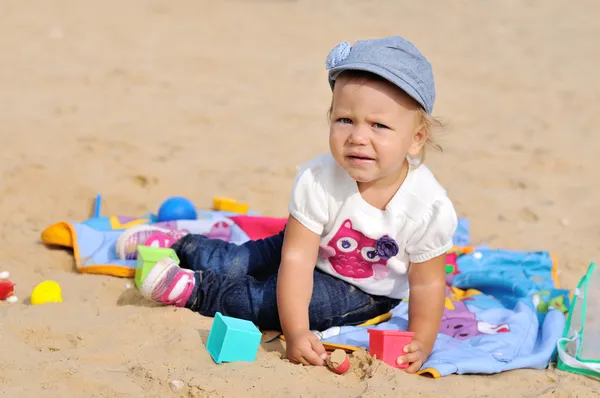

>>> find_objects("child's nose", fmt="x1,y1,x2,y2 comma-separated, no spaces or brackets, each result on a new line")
348,125,369,145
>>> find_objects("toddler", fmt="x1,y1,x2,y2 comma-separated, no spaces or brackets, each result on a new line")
117,36,457,373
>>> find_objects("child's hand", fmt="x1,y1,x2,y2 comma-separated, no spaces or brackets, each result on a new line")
285,330,328,366
396,340,429,374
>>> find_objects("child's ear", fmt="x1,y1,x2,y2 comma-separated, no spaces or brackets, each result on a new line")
407,125,428,157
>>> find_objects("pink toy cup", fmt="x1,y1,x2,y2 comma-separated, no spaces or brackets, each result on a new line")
367,329,414,369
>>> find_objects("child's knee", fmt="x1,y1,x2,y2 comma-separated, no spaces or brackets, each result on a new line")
172,234,203,255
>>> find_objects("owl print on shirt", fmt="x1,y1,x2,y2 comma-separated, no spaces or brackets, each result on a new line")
318,219,399,280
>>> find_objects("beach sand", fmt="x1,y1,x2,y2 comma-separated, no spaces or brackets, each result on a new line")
1,0,599,396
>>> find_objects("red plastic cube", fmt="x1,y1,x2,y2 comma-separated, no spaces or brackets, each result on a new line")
368,329,414,369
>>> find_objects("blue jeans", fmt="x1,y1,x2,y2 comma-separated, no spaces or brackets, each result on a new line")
170,231,400,331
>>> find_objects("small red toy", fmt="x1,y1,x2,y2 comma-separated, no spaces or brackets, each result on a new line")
368,329,414,369
327,349,351,375
0,271,17,303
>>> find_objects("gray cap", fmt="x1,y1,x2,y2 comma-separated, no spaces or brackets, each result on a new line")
325,36,435,114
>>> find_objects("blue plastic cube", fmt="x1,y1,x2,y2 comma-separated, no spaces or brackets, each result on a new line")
206,312,262,364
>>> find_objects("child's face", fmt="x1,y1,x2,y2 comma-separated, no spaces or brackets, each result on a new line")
329,75,427,186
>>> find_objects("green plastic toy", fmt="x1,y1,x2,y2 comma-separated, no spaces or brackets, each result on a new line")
135,245,180,289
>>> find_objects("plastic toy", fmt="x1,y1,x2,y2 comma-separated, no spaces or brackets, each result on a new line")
367,329,414,369
0,279,14,300
327,349,351,375
135,246,180,289
30,280,62,305
445,252,458,275
0,271,17,303
157,197,198,222
557,262,600,377
206,312,262,364
212,197,250,214
93,194,102,218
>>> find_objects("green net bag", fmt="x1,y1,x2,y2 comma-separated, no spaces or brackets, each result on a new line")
557,262,600,377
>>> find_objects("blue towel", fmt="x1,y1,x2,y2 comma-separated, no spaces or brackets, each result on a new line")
320,237,570,377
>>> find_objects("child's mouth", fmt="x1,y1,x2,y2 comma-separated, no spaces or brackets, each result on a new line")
347,155,375,163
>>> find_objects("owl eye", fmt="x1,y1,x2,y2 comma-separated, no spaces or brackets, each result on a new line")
337,237,358,253
361,247,380,262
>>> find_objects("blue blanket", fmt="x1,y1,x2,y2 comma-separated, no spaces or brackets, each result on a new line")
319,224,570,377
43,212,569,377
40,210,261,278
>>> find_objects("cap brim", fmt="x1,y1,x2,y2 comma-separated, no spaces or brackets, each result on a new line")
328,62,429,113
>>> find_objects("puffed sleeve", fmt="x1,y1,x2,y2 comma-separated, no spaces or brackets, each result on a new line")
406,197,458,263
288,163,329,235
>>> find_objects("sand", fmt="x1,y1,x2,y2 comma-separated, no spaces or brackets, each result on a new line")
1,0,599,396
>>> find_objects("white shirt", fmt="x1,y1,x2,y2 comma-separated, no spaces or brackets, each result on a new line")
288,154,458,299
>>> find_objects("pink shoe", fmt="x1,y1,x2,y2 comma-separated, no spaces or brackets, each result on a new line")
116,224,189,260
138,257,196,307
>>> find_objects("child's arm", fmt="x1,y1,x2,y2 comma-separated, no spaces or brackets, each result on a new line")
400,197,457,373
277,215,327,366
399,253,447,373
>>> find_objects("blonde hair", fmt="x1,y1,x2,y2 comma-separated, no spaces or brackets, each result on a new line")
328,70,444,164
416,107,444,164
